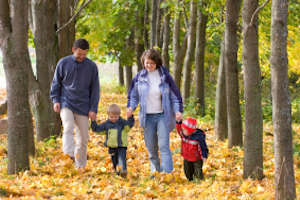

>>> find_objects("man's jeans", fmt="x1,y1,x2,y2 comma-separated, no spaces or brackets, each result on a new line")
144,113,173,174
60,107,89,168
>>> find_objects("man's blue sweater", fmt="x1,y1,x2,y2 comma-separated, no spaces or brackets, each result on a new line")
50,55,100,116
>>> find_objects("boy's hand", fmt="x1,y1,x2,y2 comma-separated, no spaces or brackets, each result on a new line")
176,112,182,121
203,158,207,162
127,107,133,118
91,120,97,131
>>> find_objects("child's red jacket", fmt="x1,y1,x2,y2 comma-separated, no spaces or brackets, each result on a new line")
176,121,209,162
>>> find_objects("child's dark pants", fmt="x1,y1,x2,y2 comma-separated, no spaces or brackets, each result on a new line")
184,159,203,181
109,147,127,172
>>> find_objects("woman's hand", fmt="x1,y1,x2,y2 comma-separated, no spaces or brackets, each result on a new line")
89,111,97,121
127,107,133,118
176,112,182,121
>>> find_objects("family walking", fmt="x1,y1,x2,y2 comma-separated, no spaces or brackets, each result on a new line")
50,38,208,181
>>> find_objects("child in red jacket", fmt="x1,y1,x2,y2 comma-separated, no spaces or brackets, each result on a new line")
176,117,208,181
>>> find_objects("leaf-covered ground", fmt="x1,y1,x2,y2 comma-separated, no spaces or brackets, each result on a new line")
0,88,299,199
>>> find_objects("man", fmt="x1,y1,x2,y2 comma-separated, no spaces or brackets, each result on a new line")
50,38,100,170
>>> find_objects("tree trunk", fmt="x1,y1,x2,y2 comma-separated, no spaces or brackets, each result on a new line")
182,0,197,102
155,0,161,48
194,9,207,116
58,0,76,59
173,0,187,90
150,0,158,48
215,41,228,141
135,7,145,72
118,60,124,86
144,0,150,49
125,30,134,91
125,65,133,92
31,0,61,141
242,0,263,180
271,0,296,199
0,0,32,174
162,7,170,70
0,100,7,115
224,0,243,147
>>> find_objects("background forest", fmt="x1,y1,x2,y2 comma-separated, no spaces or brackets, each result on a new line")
0,0,299,199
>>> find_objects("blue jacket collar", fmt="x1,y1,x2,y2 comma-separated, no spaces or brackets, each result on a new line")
139,66,166,82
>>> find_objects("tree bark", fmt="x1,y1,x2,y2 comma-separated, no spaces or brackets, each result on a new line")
242,0,263,180
194,9,207,116
30,0,61,141
0,0,32,173
224,0,243,147
215,41,228,141
271,0,296,199
173,0,187,90
162,7,170,70
150,0,158,48
182,0,197,102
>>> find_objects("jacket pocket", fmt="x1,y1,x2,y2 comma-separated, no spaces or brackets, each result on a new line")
107,129,118,148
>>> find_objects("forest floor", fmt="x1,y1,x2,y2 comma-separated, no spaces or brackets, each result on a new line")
0,87,299,199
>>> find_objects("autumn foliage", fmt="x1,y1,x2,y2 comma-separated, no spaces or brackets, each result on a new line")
0,88,299,199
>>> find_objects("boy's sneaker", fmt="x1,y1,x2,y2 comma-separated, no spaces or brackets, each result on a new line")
120,170,127,178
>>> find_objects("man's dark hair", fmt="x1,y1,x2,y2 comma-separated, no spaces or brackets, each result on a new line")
73,38,89,50
141,49,162,68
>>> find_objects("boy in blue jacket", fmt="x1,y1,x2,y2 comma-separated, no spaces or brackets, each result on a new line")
91,104,134,177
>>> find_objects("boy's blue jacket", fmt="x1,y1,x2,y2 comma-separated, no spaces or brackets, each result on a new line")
50,55,100,116
91,116,134,148
185,129,209,159
127,66,183,132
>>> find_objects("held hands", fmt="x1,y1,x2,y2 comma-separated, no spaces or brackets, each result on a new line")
127,107,133,118
89,111,97,121
176,112,182,121
53,103,60,113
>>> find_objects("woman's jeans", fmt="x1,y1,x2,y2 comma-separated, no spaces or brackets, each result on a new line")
144,113,173,174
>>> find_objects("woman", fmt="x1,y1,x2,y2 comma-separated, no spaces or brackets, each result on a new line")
127,49,183,174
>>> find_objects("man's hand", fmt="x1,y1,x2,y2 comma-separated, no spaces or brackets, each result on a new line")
53,103,61,113
127,107,133,118
89,111,97,121
176,112,182,121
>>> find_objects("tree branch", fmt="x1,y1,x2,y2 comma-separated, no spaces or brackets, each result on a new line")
182,3,189,30
56,0,93,34
249,0,270,27
72,0,81,13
